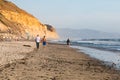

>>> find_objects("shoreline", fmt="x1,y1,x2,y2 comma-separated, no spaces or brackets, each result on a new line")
71,45,120,69
0,41,120,80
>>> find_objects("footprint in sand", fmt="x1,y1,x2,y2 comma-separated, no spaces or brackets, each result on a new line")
20,76,36,80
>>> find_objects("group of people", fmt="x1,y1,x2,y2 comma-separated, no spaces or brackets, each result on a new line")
35,35,46,49
35,34,71,49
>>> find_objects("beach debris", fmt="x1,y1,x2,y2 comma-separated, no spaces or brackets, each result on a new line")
23,45,31,47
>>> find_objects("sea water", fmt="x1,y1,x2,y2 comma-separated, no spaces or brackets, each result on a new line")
51,39,120,69
71,39,120,69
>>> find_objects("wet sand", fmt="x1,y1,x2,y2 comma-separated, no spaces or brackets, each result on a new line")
0,41,120,80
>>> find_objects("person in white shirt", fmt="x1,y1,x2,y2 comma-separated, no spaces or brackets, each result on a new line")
35,34,41,49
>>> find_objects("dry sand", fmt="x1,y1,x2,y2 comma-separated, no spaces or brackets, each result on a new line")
0,41,120,80
0,41,35,66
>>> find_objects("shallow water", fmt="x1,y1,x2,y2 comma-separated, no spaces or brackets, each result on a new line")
72,40,120,52
50,40,120,69
71,45,120,69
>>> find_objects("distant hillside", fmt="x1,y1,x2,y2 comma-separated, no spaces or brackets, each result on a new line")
0,0,59,40
56,28,120,40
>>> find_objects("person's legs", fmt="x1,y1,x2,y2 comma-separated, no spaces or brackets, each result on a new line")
36,42,39,49
43,42,46,48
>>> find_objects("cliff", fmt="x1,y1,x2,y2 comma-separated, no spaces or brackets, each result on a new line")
0,0,59,40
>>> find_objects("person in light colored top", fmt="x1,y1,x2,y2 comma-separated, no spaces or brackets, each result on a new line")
35,35,41,49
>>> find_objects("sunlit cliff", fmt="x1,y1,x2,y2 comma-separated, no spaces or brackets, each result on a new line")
0,0,59,40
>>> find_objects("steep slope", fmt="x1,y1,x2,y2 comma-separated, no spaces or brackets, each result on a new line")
0,0,59,40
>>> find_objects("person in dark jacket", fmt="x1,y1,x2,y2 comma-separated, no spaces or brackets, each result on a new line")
66,38,70,45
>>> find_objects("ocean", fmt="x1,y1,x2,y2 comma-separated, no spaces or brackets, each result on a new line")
51,39,120,69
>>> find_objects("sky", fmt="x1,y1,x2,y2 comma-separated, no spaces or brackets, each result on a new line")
8,0,120,33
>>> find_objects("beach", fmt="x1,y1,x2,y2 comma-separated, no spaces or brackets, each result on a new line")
0,41,120,80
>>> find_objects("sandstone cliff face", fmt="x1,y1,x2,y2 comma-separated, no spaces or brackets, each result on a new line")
0,0,59,40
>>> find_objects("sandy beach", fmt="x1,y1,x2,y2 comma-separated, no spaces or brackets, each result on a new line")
0,41,120,80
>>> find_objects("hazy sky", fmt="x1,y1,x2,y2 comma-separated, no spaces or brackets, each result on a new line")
8,0,120,33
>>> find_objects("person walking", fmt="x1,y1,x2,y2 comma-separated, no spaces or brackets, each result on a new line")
35,34,41,49
41,36,47,48
66,38,70,45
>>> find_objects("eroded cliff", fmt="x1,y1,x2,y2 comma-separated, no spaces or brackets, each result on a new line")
0,0,59,40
